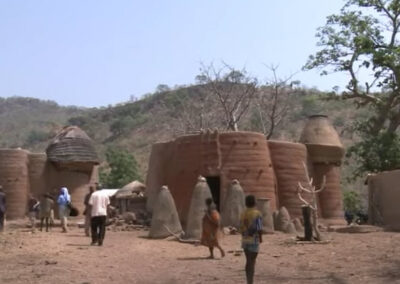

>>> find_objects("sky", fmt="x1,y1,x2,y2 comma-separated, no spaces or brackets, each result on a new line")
0,0,349,107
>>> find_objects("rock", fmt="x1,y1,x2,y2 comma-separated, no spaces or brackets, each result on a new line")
122,212,137,224
293,218,303,232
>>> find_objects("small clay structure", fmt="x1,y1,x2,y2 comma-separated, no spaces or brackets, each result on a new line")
257,198,274,234
185,176,212,239
276,207,291,232
221,179,245,228
293,218,304,233
149,186,182,239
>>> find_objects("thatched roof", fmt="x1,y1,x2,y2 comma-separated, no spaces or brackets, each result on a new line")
46,126,99,164
115,181,146,199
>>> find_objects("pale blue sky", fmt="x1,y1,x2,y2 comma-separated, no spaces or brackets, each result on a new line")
0,1,348,107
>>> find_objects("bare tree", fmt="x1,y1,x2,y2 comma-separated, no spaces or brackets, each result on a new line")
254,65,299,139
196,62,258,131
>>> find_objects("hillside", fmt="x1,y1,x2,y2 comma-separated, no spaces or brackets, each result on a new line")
0,86,365,191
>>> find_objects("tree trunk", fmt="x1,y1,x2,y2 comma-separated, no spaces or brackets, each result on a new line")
302,206,313,241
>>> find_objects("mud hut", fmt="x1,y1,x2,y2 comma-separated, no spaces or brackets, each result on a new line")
46,126,99,172
115,181,146,214
0,149,30,219
145,131,276,225
46,126,99,215
268,140,312,218
300,115,345,225
367,170,400,230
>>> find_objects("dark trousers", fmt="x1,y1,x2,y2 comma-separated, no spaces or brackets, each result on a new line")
244,249,258,284
91,216,106,244
0,211,4,232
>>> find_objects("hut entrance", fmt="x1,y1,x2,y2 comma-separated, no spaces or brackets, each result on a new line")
206,176,220,211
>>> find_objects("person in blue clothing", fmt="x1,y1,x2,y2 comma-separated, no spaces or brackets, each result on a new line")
57,187,71,233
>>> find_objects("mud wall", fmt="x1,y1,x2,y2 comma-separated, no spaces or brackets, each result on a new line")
268,141,312,218
0,149,30,219
368,170,400,229
147,131,277,226
145,142,174,212
47,164,98,216
28,153,50,198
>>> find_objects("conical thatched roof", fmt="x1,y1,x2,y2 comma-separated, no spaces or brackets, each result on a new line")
115,180,146,199
46,126,99,165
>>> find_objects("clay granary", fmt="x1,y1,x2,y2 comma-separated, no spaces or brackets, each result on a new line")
0,126,99,219
146,115,345,226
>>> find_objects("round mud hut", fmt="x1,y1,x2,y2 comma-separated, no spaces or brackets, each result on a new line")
146,131,276,226
0,149,30,219
46,126,99,215
300,115,345,225
268,140,312,219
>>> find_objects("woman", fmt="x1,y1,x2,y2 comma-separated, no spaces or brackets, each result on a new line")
240,195,262,284
200,198,225,259
57,187,71,233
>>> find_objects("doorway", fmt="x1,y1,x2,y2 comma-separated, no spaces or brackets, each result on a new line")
206,176,221,211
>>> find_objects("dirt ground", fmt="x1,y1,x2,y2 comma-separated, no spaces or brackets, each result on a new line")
1,219,400,284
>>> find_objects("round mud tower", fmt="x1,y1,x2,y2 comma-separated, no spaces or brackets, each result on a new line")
221,179,245,228
268,140,312,219
0,149,30,219
149,186,182,239
218,132,277,210
313,164,344,224
299,115,345,164
185,176,212,239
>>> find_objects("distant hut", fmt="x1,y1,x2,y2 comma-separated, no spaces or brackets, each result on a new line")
115,181,146,214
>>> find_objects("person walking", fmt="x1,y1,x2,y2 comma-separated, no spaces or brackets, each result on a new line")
39,194,54,232
57,187,71,233
240,195,263,284
0,186,5,232
89,185,110,246
200,198,225,259
83,186,94,237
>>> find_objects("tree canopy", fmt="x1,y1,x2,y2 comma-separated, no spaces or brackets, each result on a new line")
305,0,400,176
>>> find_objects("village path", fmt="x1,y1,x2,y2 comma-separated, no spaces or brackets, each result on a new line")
1,221,400,284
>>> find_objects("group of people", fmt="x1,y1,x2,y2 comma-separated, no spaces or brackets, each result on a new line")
200,194,263,284
0,183,261,283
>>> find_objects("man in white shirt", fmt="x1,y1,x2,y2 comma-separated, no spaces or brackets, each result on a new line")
88,185,110,246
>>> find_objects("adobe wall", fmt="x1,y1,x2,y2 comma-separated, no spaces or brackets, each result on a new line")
0,149,30,219
28,153,50,198
368,170,400,229
147,131,276,226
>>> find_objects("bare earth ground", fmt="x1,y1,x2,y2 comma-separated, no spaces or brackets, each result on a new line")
1,220,400,284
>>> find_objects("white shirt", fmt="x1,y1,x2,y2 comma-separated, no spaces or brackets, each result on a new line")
89,190,110,217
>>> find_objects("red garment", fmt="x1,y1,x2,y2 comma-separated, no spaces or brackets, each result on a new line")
201,209,222,247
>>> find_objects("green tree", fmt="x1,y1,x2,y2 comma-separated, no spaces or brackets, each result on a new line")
305,0,400,177
99,148,141,188
304,0,400,135
343,190,362,214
